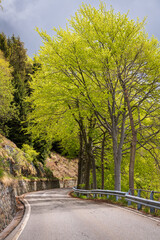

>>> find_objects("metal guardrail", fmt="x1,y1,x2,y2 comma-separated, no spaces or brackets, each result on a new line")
73,187,160,213
73,187,126,199
125,194,160,211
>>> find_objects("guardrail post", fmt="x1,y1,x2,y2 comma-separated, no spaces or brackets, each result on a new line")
150,191,155,213
127,189,132,206
93,193,97,198
137,190,142,210
116,195,119,201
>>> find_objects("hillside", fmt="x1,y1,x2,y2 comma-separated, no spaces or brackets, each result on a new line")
0,134,78,183
45,152,78,180
0,134,49,182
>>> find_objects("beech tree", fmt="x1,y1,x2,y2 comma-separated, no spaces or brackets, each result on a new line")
117,31,160,191
28,2,160,190
67,3,160,190
27,64,100,188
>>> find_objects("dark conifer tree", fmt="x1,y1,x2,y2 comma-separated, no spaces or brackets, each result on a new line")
0,33,9,58
0,33,32,147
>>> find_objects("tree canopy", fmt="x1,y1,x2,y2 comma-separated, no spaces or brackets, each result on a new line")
27,2,160,190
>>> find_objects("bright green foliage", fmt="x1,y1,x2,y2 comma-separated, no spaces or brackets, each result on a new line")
22,144,39,163
0,50,15,134
28,2,160,190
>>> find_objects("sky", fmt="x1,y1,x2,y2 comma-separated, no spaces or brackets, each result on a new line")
0,0,160,58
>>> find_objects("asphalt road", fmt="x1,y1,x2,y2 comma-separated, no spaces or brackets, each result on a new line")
6,189,160,240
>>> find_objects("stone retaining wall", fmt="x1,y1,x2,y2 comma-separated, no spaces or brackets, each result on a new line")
0,179,59,233
0,183,16,232
59,179,77,188
14,179,60,196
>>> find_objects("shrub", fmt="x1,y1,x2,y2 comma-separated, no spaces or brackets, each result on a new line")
22,144,39,163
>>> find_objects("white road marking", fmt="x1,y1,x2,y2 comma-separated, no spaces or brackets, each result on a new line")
13,199,31,240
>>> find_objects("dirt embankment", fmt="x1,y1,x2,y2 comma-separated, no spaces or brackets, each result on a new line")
45,152,78,180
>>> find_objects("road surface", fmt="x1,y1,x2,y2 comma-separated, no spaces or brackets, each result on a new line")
6,188,160,240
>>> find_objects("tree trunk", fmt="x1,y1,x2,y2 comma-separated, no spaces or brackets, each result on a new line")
88,135,97,189
78,119,91,189
91,154,97,189
101,133,106,189
85,154,91,190
112,107,126,191
77,157,82,188
129,130,137,194
114,158,121,191
77,132,83,188
124,90,137,193
119,74,137,193
84,140,95,190
112,133,122,191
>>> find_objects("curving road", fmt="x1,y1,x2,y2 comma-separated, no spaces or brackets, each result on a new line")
6,189,160,240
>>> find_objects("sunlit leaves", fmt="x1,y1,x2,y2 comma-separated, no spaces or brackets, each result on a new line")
28,2,160,189
0,50,15,121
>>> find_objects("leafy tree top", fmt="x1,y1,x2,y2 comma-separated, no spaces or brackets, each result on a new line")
28,2,160,161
